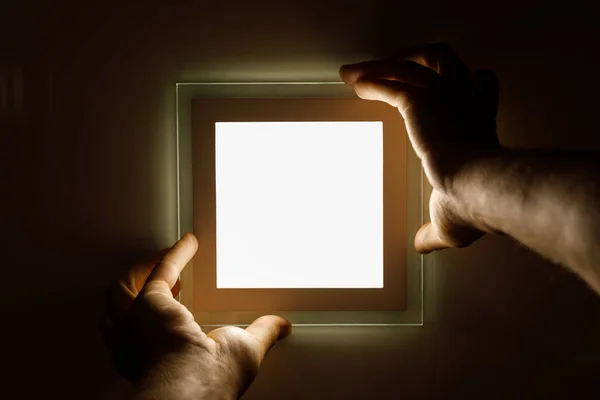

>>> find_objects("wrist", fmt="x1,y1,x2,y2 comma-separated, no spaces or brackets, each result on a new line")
133,346,237,400
446,148,518,235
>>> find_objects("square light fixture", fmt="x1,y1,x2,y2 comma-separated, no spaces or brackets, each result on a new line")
176,82,424,326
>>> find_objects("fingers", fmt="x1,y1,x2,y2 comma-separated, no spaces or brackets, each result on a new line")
128,248,171,292
414,222,451,254
107,234,196,323
106,247,171,322
340,44,469,99
391,43,469,81
351,78,415,116
144,233,198,292
245,315,292,360
340,59,440,87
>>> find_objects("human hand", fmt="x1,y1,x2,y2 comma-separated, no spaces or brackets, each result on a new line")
340,43,501,253
100,233,291,399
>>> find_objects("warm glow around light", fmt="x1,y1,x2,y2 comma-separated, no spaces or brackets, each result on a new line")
215,121,383,288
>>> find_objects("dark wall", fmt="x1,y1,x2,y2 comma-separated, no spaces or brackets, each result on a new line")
2,1,600,398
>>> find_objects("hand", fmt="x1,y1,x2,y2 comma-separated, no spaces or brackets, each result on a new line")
99,233,291,399
340,43,501,253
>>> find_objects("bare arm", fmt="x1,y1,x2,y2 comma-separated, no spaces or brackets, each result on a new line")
341,44,600,294
452,151,600,293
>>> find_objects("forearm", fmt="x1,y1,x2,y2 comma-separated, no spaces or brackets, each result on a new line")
452,150,600,293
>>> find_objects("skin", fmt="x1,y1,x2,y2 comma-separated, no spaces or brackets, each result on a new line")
100,234,291,400
101,43,600,399
339,43,600,294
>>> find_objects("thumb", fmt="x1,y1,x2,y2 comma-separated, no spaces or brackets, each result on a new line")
414,221,451,254
245,315,292,361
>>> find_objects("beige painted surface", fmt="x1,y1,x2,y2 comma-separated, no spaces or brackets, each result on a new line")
191,99,406,313
3,1,600,398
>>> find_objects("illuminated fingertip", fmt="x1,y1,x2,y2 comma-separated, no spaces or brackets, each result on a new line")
414,239,432,254
277,317,292,340
246,315,292,353
339,64,361,84
179,232,199,251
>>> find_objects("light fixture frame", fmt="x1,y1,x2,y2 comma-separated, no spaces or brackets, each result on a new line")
176,82,425,327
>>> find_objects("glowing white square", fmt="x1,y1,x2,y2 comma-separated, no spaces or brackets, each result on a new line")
215,121,383,288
